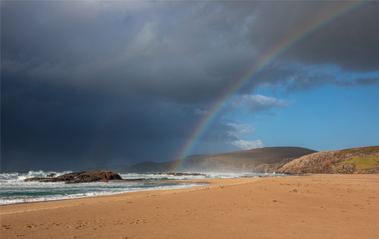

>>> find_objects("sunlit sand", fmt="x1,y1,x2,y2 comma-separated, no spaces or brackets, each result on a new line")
1,174,379,239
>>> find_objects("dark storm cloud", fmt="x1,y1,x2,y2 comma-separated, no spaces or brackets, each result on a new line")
249,1,379,72
2,1,378,171
3,1,378,100
1,74,240,171
1,1,257,103
1,77,212,171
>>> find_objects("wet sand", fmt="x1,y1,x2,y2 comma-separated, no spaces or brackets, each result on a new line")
1,174,379,239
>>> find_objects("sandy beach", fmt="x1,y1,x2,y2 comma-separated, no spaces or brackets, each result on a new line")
1,174,378,239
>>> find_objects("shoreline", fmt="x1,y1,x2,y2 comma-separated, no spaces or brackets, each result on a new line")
0,180,211,207
2,174,379,239
0,172,288,207
0,177,249,215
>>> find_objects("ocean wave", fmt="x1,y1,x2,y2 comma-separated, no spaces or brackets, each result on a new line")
0,181,202,205
0,170,73,183
0,170,283,206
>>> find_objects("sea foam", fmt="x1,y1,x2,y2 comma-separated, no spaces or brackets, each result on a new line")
0,171,282,205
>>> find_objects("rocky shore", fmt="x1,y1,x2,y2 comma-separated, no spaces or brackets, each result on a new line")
23,170,137,184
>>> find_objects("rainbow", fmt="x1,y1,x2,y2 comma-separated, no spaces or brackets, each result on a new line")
174,0,370,172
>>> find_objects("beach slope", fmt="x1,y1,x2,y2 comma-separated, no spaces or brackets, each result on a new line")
1,175,379,239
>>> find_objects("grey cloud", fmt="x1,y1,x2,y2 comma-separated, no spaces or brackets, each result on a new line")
251,66,379,93
249,1,379,72
2,1,378,171
353,77,379,87
284,68,337,93
2,1,260,104
228,94,290,112
1,75,242,171
3,1,378,103
227,123,255,139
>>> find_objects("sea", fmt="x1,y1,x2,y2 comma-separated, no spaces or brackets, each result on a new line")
0,170,285,205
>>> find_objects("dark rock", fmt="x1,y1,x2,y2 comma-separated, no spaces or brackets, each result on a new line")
47,173,56,178
23,178,44,182
24,170,123,184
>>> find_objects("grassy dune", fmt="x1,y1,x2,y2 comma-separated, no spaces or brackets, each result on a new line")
338,157,379,170
278,146,379,174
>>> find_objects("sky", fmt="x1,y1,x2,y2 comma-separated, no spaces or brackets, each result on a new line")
1,0,379,172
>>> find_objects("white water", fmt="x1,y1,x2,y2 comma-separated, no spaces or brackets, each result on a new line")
0,171,284,205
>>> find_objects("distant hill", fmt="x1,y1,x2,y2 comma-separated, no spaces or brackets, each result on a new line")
82,165,130,173
128,147,316,173
277,146,379,174
84,146,379,174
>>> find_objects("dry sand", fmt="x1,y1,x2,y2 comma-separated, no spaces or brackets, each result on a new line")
1,174,378,239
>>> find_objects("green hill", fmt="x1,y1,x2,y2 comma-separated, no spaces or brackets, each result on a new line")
278,146,379,174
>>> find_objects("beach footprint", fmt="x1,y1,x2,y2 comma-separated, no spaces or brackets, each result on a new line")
130,219,147,225
24,224,38,229
1,224,13,230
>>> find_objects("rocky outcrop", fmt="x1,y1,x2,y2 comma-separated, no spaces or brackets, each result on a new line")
24,170,124,184
253,158,295,173
277,146,379,174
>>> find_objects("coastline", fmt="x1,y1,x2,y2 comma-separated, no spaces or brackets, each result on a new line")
0,178,248,214
0,179,210,207
1,175,379,238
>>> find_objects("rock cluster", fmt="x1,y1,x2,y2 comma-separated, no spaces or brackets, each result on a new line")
24,170,124,184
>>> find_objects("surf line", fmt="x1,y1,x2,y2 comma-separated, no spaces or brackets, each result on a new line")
173,0,370,172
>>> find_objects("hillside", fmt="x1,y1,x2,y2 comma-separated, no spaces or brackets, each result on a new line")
277,146,379,174
128,147,316,173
